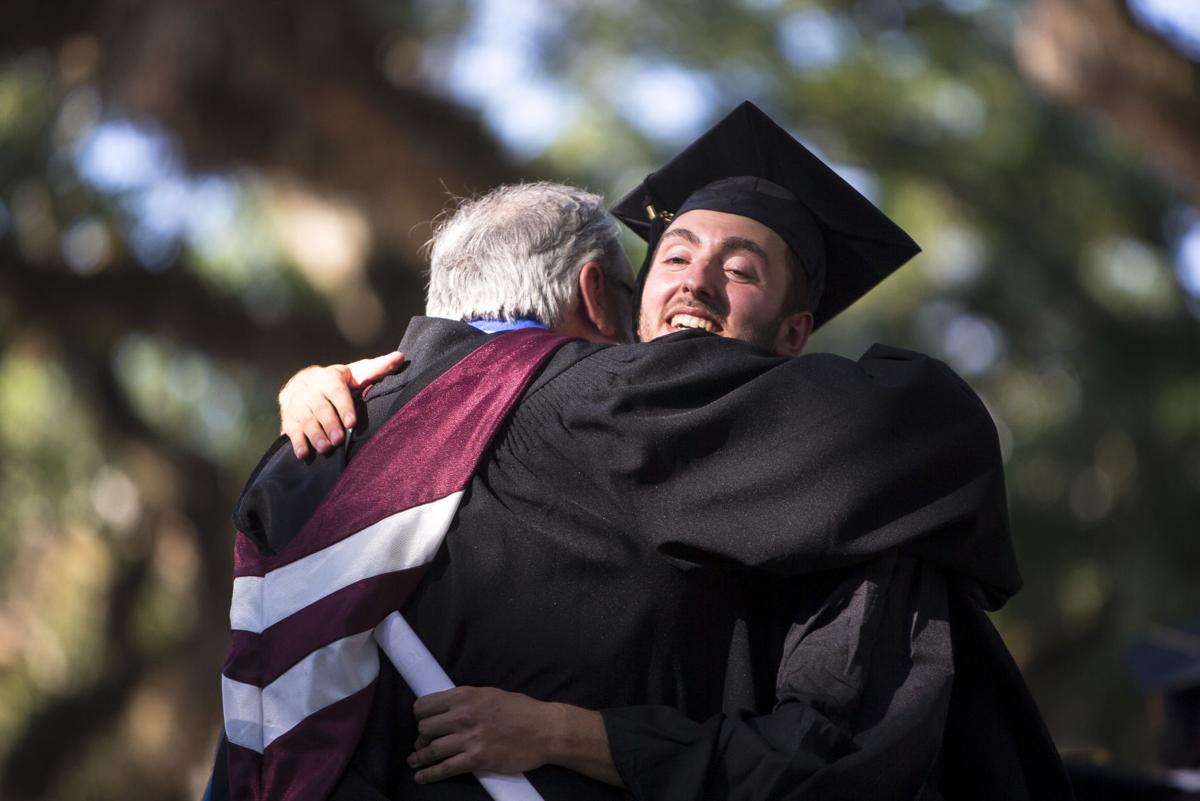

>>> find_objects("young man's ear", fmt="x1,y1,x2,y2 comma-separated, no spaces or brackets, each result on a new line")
774,311,814,357
577,261,621,341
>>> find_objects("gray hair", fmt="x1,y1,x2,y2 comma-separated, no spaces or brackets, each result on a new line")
425,182,630,326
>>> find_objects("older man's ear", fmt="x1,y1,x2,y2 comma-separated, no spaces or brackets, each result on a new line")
561,261,631,345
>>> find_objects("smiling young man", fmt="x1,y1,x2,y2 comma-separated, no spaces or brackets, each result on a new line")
221,103,1069,801
639,208,813,355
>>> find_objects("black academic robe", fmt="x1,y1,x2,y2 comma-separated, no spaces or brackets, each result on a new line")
216,316,1071,801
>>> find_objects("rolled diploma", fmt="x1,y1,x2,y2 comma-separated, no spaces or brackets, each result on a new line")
374,611,546,801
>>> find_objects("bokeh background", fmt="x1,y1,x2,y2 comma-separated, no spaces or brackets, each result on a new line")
1,0,1199,798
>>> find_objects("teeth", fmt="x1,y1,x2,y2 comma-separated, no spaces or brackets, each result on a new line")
670,313,716,333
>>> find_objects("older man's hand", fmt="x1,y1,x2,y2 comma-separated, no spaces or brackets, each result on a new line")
408,686,622,787
277,351,406,459
408,686,559,782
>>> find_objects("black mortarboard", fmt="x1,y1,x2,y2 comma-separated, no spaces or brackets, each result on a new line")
1127,620,1200,694
611,101,920,329
1127,621,1200,770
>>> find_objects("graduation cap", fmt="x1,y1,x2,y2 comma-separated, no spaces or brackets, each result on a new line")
611,101,920,330
1127,620,1200,694
1127,621,1200,770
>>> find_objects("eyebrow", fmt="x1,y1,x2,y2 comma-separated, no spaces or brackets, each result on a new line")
717,236,769,262
660,228,769,262
660,227,701,246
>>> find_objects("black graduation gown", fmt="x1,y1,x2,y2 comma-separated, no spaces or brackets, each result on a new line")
216,317,1070,800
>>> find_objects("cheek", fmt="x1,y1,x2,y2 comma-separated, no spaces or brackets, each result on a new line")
639,274,672,316
643,266,672,294
727,287,777,327
635,290,659,338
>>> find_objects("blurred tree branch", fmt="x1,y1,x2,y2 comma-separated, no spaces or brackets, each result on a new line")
1017,0,1200,205
0,0,526,264
0,247,425,372
1,257,340,369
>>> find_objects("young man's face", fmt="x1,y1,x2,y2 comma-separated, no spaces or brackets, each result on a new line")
636,209,813,356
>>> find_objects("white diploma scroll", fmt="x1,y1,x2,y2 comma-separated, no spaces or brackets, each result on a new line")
375,612,547,801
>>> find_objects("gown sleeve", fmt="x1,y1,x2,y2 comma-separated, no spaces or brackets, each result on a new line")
601,554,954,801
561,336,1020,606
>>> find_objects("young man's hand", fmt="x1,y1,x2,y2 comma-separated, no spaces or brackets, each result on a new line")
277,351,406,459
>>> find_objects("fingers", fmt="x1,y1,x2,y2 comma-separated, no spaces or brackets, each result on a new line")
280,417,311,461
413,751,477,784
408,688,479,783
408,729,466,770
276,353,403,461
297,396,337,455
278,366,359,458
302,383,350,447
347,351,406,388
412,687,463,720
408,728,487,784
415,709,465,744
407,687,550,781
305,367,358,433
283,378,338,456
279,368,324,460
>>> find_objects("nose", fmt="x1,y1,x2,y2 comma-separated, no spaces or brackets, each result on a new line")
680,254,720,303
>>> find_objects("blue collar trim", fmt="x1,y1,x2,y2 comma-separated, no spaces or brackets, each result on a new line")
467,318,548,333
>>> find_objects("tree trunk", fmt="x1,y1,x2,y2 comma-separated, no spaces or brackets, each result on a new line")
1016,0,1200,206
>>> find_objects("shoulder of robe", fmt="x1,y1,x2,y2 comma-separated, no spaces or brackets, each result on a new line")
230,316,467,545
858,342,991,414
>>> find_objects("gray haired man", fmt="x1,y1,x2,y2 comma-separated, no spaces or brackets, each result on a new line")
280,181,636,460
